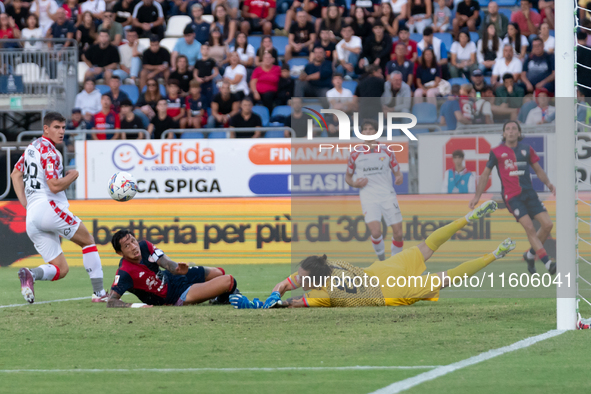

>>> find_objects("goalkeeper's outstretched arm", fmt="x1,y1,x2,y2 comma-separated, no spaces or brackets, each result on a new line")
272,278,296,297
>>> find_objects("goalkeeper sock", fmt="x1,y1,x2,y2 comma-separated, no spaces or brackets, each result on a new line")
425,217,467,252
391,239,403,256
371,235,386,260
82,245,104,295
31,264,59,281
536,248,552,269
447,254,496,280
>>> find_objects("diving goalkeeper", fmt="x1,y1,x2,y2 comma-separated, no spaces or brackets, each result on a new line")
231,201,515,309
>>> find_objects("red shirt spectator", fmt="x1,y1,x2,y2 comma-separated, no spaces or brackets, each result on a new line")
244,0,276,19
511,0,542,37
251,64,281,93
93,110,120,139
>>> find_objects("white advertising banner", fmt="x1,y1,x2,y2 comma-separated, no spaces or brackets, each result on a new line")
418,133,556,195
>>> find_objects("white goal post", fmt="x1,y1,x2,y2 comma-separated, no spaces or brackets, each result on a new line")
555,0,578,330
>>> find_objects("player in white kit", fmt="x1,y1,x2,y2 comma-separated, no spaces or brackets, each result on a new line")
11,112,108,303
345,120,404,261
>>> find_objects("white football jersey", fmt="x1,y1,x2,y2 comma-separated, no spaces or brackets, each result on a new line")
347,146,400,202
14,137,69,209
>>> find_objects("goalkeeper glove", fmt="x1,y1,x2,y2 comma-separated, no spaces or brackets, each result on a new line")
229,294,263,309
263,291,282,309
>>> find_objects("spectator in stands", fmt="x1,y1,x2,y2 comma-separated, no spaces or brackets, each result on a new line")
137,78,162,119
184,80,207,128
22,14,44,51
98,8,122,46
441,149,475,193
170,55,193,95
113,0,135,28
106,75,130,113
83,30,121,84
393,25,417,63
521,37,554,93
209,80,240,127
350,0,382,22
75,79,102,121
284,97,307,137
503,22,528,63
212,4,236,45
165,80,186,126
224,51,249,99
255,35,279,66
418,26,448,67
170,0,190,16
295,45,334,98
139,34,170,91
132,0,165,39
92,94,122,140
477,23,502,74
327,73,355,113
77,11,97,58
491,44,522,86
250,51,281,112
284,10,316,62
481,1,508,39
118,29,144,85
414,47,441,104
149,98,177,139
46,8,74,49
390,0,409,21
319,3,343,38
354,64,385,122
380,2,399,37
194,43,219,107
189,3,210,45
119,99,145,138
470,69,486,94
455,83,476,128
241,0,275,36
475,85,495,124
359,21,392,75
495,73,524,118
171,25,202,71
381,70,412,113
66,108,90,132
30,0,59,35
525,87,555,125
312,27,336,64
539,0,554,29
8,0,30,31
510,0,540,39
350,6,372,40
539,22,554,54
449,30,477,78
81,0,106,20
452,0,480,38
283,0,313,35
385,42,414,86
406,0,432,34
335,24,362,79
276,63,294,105
230,98,262,138
439,84,461,130
231,32,256,70
208,26,230,68
0,13,21,42
432,0,450,33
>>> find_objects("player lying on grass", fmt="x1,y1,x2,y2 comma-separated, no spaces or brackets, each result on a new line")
231,200,515,309
107,230,238,308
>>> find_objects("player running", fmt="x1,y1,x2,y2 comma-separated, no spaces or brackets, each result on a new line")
107,230,238,307
469,120,556,275
231,201,514,308
11,112,108,303
345,120,404,261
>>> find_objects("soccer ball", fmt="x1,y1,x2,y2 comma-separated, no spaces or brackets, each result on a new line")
108,172,138,202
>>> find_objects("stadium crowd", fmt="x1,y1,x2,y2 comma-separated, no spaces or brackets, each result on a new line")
0,0,573,140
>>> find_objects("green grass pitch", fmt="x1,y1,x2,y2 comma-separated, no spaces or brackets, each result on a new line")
1,264,590,394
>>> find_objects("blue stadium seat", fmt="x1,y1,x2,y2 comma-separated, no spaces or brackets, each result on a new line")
181,132,205,139
271,105,292,118
484,76,491,85
434,33,453,51
478,0,489,6
410,33,423,43
275,14,286,29
495,0,516,6
208,131,227,138
469,32,480,43
498,8,513,20
96,84,110,95
265,130,286,138
248,36,262,50
141,84,167,97
304,104,323,114
412,103,438,124
288,58,309,78
120,85,139,105
342,80,358,93
252,105,270,126
550,30,554,37
448,77,471,86
272,36,289,56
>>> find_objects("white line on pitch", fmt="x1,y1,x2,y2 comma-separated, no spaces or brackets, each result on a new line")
369,329,566,394
0,366,440,373
0,296,91,309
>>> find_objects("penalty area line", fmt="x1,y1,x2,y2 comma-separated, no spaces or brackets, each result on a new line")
369,329,566,394
0,296,91,309
0,366,441,373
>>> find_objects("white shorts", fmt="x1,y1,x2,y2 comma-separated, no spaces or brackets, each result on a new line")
26,200,81,263
361,195,403,226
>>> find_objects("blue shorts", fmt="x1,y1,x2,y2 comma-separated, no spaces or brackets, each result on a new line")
166,266,206,305
505,189,546,221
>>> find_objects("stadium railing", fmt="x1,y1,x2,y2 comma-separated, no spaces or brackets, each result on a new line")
161,127,297,139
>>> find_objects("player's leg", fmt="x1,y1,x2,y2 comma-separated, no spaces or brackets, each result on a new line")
367,221,386,261
390,222,404,255
417,200,498,262
181,275,236,305
518,214,555,274
203,266,226,281
69,222,108,300
382,197,404,256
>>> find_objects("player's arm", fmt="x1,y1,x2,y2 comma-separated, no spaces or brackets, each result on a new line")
531,162,555,194
277,295,308,308
107,291,151,308
47,170,79,193
156,253,189,275
469,167,492,208
10,167,27,208
345,161,368,188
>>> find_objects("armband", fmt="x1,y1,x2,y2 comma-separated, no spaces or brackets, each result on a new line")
148,248,164,263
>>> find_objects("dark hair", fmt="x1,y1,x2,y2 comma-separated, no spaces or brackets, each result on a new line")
27,13,40,28
507,22,522,54
373,20,384,29
502,73,514,81
176,54,188,68
361,119,378,131
531,37,543,46
168,79,180,87
481,85,493,94
333,72,344,79
234,32,248,52
423,26,434,36
398,25,409,33
111,75,120,81
112,229,133,253
43,112,65,127
481,23,499,56
420,47,436,68
452,149,464,158
101,93,112,100
381,1,396,25
120,99,133,107
242,97,254,105
502,120,523,141
300,255,332,285
213,4,231,40
323,4,342,34
458,30,470,42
